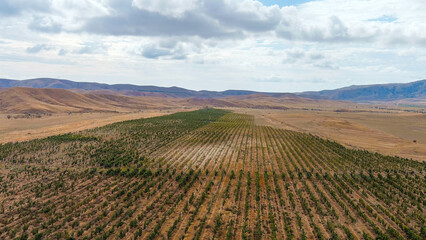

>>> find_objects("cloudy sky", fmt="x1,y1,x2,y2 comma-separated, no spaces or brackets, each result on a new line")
0,0,425,92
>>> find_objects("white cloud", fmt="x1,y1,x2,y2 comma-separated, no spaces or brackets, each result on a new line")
0,0,425,92
132,0,198,17
28,15,62,33
26,44,54,53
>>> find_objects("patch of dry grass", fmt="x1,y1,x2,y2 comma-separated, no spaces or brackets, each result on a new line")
234,108,426,161
0,108,196,143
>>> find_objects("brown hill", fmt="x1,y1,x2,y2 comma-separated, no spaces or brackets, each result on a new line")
220,94,348,110
182,98,240,108
0,87,179,114
72,89,173,98
0,87,350,114
180,94,343,110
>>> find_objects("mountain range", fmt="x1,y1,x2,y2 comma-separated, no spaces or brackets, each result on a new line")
0,78,267,98
299,79,426,102
0,78,425,102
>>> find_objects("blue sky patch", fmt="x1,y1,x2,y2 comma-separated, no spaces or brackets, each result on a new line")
259,0,316,7
368,15,397,22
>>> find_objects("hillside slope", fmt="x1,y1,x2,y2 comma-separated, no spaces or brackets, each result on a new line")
0,87,342,114
299,79,426,102
0,87,179,114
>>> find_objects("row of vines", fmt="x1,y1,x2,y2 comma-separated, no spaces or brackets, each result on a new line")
0,109,424,239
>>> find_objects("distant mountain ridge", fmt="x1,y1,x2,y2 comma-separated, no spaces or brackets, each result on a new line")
298,79,426,102
0,78,425,101
0,78,266,98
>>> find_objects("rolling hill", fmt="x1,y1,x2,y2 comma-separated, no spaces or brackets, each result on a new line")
1,78,425,112
1,78,425,102
0,87,342,114
0,87,180,114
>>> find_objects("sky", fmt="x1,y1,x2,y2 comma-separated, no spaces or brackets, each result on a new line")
0,0,425,92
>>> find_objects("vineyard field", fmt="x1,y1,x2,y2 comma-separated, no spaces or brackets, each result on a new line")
0,109,424,240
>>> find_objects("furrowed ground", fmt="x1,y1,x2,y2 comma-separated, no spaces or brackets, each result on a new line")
0,109,424,240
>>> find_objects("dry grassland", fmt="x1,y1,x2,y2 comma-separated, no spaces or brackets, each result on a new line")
234,108,426,161
0,108,196,143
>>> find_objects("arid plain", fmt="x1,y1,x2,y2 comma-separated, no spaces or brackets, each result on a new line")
0,110,193,143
